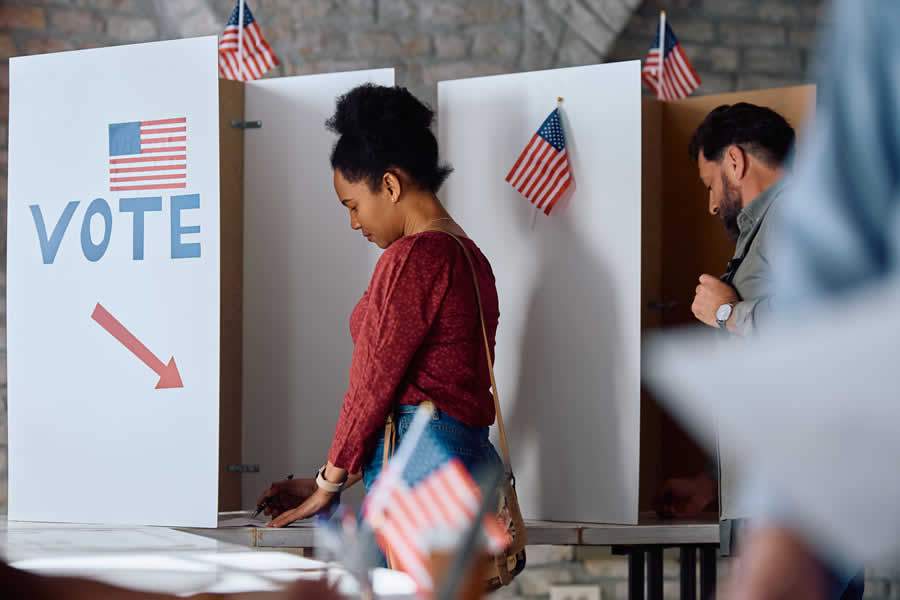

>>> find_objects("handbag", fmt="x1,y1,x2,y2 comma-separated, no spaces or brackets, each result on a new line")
381,230,527,591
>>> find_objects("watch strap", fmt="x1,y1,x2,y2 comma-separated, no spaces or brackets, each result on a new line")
315,465,345,493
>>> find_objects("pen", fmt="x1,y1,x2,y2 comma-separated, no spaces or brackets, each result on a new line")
253,473,293,519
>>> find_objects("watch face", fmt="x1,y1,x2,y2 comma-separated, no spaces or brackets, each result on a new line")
716,303,733,322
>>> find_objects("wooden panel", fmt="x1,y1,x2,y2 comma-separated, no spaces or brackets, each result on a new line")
218,79,245,511
639,98,664,512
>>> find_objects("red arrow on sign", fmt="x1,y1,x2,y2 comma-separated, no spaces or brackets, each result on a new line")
91,303,184,389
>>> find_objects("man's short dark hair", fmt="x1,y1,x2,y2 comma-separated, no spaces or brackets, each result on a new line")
688,102,796,167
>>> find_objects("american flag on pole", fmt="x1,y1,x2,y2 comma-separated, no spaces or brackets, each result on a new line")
108,118,187,192
642,14,701,101
505,107,573,216
218,0,280,81
363,408,510,593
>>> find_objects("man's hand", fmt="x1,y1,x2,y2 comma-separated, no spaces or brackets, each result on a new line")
692,274,740,328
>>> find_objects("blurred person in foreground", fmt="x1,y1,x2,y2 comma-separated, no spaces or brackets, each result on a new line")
727,1,900,599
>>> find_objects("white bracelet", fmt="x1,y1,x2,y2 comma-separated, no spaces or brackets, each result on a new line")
315,465,345,493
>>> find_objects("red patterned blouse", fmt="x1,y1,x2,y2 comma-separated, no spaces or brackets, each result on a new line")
327,231,499,473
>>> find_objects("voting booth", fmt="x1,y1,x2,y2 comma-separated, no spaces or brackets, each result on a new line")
439,63,644,524
642,85,816,520
439,67,814,523
7,32,815,527
240,69,392,510
8,37,233,527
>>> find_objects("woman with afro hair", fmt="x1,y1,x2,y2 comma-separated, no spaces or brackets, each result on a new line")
258,84,504,529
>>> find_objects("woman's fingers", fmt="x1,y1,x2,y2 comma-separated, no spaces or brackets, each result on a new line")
266,488,336,528
268,506,305,528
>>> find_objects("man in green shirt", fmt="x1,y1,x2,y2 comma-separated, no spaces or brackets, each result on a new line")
688,103,794,337
658,103,795,518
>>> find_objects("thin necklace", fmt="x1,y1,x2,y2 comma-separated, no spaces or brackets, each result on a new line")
420,217,455,233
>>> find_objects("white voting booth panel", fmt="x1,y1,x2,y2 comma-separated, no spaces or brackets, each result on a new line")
241,70,393,507
439,62,643,524
7,37,221,526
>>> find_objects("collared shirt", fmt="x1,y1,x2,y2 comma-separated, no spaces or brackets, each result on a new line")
726,178,784,336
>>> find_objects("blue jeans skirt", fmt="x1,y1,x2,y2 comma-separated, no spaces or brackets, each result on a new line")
362,404,502,494
360,404,502,568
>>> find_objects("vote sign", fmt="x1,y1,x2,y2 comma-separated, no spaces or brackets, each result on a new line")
7,37,222,527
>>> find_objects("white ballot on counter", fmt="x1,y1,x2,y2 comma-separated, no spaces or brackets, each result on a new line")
645,278,900,564
217,516,268,528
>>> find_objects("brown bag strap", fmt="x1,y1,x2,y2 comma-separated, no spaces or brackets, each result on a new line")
382,415,395,468
438,231,513,472
381,414,397,569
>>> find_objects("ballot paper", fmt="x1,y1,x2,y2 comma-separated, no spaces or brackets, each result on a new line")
215,512,312,528
644,279,900,565
216,516,268,528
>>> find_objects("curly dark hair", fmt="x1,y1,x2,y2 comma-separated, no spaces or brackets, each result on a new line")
326,84,453,193
688,102,795,167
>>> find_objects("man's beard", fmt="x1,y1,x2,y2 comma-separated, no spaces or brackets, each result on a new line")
720,174,743,241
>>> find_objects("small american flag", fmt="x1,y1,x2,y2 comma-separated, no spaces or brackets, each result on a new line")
505,107,573,216
218,0,280,81
108,118,187,192
642,17,701,101
363,408,510,593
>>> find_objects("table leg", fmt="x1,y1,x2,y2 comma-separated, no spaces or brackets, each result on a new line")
680,546,697,600
628,549,645,600
700,546,717,600
647,547,663,600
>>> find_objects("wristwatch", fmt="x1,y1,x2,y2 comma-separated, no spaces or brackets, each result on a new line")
715,302,735,329
315,465,346,493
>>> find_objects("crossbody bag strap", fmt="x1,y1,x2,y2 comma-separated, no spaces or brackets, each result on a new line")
438,231,513,472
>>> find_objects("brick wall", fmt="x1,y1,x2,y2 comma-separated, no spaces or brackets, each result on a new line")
1,2,883,600
607,0,826,94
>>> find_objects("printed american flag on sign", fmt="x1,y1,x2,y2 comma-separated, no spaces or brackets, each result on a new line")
642,19,701,101
108,118,187,192
505,108,573,216
218,0,280,81
363,416,510,593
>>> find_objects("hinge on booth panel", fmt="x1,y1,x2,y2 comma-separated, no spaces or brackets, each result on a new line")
226,464,260,473
230,120,262,129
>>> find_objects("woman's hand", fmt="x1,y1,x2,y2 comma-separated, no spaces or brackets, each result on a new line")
256,478,317,519
266,486,338,527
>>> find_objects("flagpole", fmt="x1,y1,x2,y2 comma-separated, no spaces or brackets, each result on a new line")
237,0,247,82
657,10,666,100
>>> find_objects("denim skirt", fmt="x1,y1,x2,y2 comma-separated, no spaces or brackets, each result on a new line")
362,404,502,492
